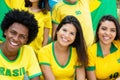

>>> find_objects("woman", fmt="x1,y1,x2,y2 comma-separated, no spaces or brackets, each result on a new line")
0,9,42,80
86,15,120,80
38,15,88,80
24,0,52,54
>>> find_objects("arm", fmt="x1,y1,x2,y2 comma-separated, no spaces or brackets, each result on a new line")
76,66,86,80
40,65,55,80
86,71,96,80
52,23,58,40
31,76,40,80
42,27,50,47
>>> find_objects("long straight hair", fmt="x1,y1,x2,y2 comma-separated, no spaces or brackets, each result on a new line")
54,15,88,66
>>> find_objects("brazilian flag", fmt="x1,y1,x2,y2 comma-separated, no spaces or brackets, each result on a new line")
0,0,24,41
90,0,118,34
0,0,11,41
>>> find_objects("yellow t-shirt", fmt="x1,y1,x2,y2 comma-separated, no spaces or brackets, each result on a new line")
5,1,52,54
0,45,42,80
28,11,52,54
52,0,94,47
38,42,81,80
5,0,25,9
86,40,120,80
21,7,52,54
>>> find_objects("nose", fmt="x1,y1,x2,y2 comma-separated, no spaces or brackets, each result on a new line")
13,35,19,41
65,32,69,37
105,30,110,35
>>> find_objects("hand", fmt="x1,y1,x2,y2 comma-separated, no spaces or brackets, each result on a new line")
116,77,120,80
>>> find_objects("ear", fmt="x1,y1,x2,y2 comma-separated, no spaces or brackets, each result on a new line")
4,30,7,36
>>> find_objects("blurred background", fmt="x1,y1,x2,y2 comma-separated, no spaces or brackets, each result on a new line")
117,0,120,22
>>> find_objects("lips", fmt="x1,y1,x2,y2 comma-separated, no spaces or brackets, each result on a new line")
9,40,19,49
62,36,68,42
103,36,110,41
10,41,18,46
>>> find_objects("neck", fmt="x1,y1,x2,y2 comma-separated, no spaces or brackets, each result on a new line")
1,43,18,60
29,2,40,12
100,42,111,56
54,41,69,54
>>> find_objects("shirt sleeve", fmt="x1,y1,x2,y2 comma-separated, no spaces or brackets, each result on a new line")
44,12,52,29
86,45,96,71
26,46,42,78
38,46,51,66
52,4,61,24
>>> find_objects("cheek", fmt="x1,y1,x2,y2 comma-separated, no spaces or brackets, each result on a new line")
71,36,76,42
98,31,102,37
21,38,28,45
113,33,117,38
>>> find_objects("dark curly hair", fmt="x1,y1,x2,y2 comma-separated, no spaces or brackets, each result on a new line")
1,9,38,44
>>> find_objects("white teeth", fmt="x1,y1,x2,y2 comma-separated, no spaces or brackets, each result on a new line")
10,41,18,46
62,37,68,42
103,36,110,40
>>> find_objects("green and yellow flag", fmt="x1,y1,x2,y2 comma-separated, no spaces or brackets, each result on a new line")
89,0,118,34
0,0,11,41
0,0,24,41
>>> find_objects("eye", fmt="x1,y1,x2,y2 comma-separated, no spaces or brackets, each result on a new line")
19,35,27,40
111,29,116,32
62,28,67,32
10,30,17,35
70,32,75,36
101,26,107,30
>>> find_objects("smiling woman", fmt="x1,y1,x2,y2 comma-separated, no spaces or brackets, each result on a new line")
0,9,42,80
86,15,120,80
38,15,88,80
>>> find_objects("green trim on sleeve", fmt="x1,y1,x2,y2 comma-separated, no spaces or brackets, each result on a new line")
52,20,59,24
74,65,82,68
39,62,50,66
86,66,95,71
29,72,42,79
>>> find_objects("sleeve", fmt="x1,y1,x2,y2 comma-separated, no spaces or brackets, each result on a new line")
75,60,82,68
44,12,52,29
38,46,51,66
52,4,61,24
86,46,96,71
27,46,42,79
72,48,82,68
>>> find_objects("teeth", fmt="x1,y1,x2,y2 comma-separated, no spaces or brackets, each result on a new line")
62,37,68,42
103,36,110,40
10,41,18,46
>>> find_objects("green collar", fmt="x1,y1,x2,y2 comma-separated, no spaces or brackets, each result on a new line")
52,42,72,68
63,0,78,5
0,48,20,62
97,42,118,57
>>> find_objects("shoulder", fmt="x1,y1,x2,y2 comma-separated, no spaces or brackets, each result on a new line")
113,40,120,48
88,43,97,51
53,1,65,10
39,42,53,54
87,43,97,56
20,45,35,55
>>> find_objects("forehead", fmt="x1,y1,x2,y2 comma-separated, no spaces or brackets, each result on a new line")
8,22,29,34
100,20,116,28
61,23,77,32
